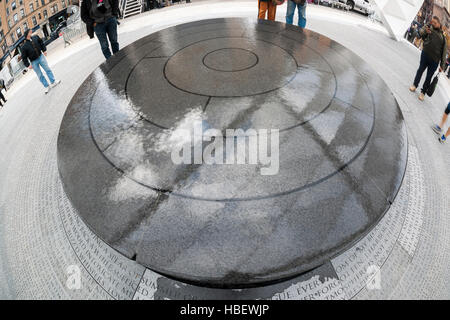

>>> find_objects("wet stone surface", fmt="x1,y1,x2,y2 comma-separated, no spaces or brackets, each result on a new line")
57,18,407,288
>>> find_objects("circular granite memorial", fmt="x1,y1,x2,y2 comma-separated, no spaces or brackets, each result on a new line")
57,18,407,288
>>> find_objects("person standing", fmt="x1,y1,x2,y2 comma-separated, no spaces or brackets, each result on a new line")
258,1,284,21
410,16,447,101
81,0,120,60
286,0,307,28
0,78,7,108
408,24,418,43
20,29,61,94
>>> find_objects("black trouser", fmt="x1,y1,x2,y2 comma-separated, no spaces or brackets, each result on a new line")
94,17,119,60
146,0,160,9
0,91,6,106
413,51,439,94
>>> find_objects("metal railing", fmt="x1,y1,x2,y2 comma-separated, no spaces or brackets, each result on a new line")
61,5,87,47
61,22,87,47
122,0,144,19
119,0,127,18
0,65,15,90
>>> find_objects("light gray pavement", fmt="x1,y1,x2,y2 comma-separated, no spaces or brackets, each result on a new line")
0,1,449,299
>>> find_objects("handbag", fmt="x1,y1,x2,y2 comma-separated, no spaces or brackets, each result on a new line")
427,72,439,97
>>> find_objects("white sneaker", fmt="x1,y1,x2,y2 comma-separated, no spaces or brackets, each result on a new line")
50,79,61,88
44,87,50,94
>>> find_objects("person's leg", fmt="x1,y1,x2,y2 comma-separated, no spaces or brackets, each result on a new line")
297,3,307,28
258,1,268,19
439,113,448,129
434,102,450,135
421,57,438,94
94,22,112,59
440,124,450,142
285,0,295,25
38,54,56,84
413,51,428,89
106,17,120,54
31,59,49,88
444,127,450,139
443,103,450,126
267,2,277,20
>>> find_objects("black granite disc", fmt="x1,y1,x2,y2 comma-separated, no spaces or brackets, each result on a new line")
57,18,407,288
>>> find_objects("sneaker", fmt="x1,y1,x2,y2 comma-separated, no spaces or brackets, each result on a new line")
418,93,425,101
432,125,442,135
439,135,446,143
409,85,417,92
44,87,50,94
50,79,61,88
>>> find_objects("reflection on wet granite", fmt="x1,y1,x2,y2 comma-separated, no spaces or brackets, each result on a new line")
57,18,407,288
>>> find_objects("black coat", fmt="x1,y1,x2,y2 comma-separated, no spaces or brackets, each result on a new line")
81,0,120,38
20,36,47,68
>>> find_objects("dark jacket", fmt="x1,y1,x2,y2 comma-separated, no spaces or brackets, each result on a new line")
20,36,47,68
420,26,447,69
81,0,119,38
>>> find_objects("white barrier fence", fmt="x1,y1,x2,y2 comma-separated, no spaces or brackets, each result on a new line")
61,22,87,47
0,55,26,89
0,65,14,89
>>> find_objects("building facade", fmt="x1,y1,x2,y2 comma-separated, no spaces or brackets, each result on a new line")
415,0,450,27
437,0,450,12
433,0,450,29
0,0,71,66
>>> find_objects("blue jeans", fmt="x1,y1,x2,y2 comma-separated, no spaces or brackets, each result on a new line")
31,54,55,88
94,16,119,59
286,0,307,28
413,51,439,94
